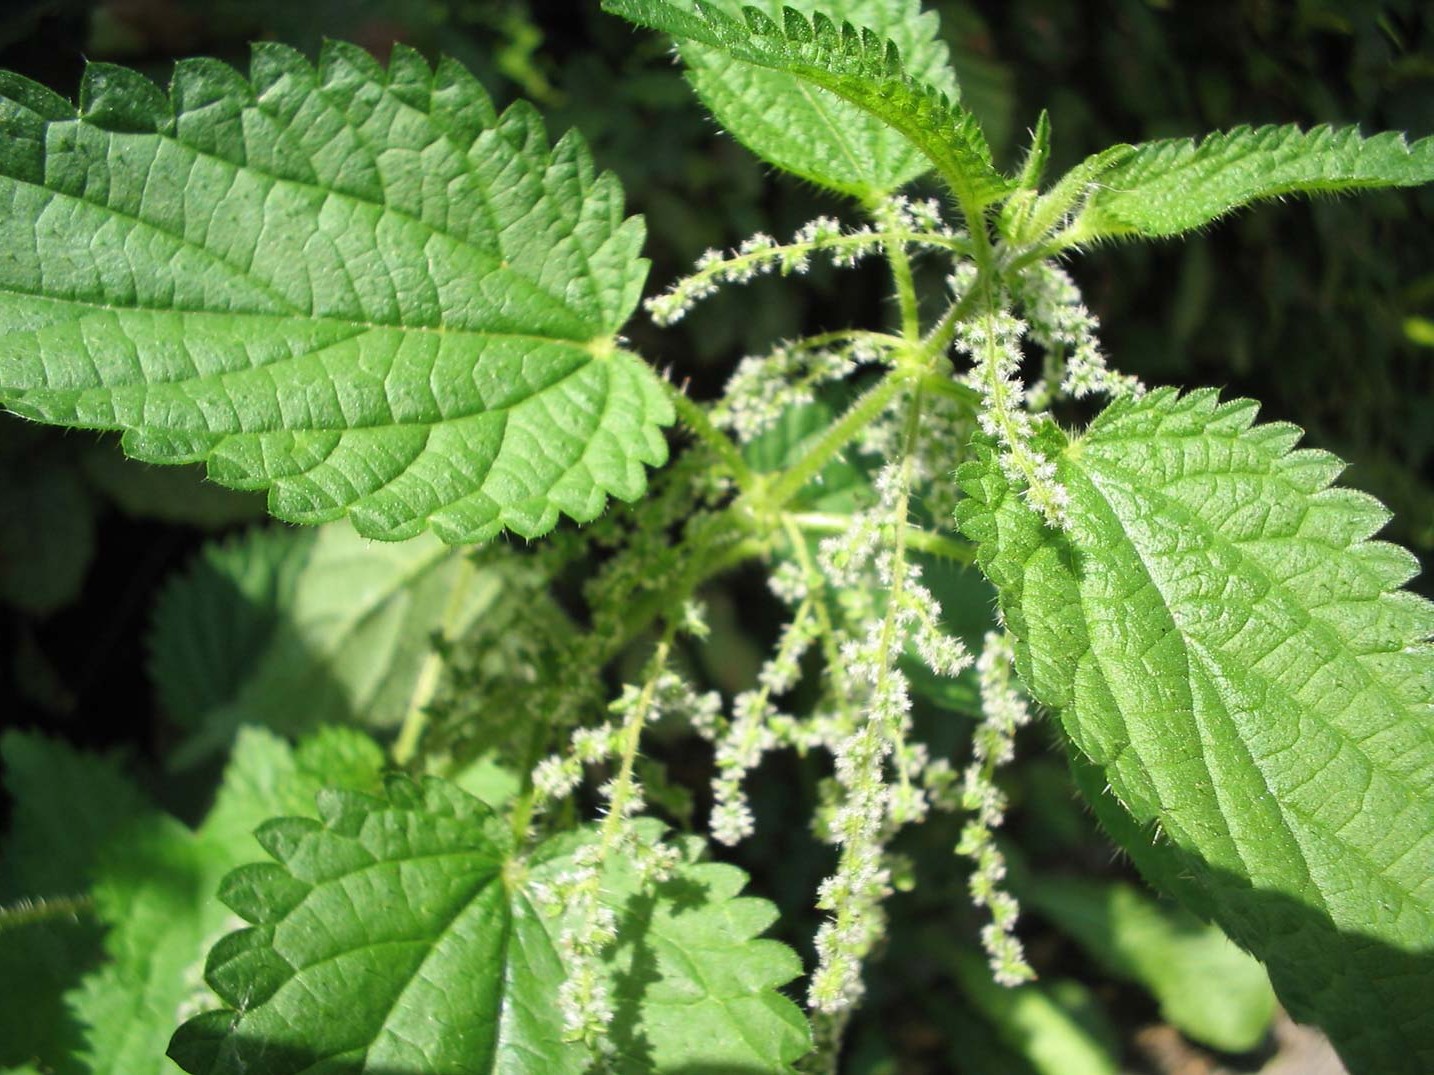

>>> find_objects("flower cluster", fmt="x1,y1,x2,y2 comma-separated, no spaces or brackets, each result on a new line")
645,198,967,327
958,631,1036,987
803,460,974,1012
855,384,975,522
531,831,682,1051
645,218,882,326
530,651,697,1057
952,271,1071,528
711,338,883,444
1014,262,1142,401
531,671,720,809
870,193,962,239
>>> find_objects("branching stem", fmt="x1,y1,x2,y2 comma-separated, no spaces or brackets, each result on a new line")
601,637,674,853
764,371,908,509
788,512,975,564
663,378,757,493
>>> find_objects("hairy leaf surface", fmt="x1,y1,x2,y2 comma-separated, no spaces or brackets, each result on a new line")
1069,124,1434,241
0,45,671,542
68,728,386,1075
682,0,960,198
602,0,1010,208
150,522,510,765
956,388,1434,1074
169,781,809,1074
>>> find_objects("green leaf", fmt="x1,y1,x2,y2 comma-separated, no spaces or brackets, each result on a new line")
956,388,1434,1075
0,44,672,543
169,780,810,1074
602,0,1011,209
682,0,962,199
945,945,1118,1075
70,727,385,1075
150,522,514,765
1067,124,1434,242
532,823,811,1072
0,733,148,1072
148,526,307,737
1025,877,1275,1052
0,731,147,899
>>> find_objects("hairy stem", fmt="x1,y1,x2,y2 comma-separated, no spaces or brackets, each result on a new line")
601,637,674,852
765,371,908,509
885,240,922,343
788,512,975,564
663,378,757,493
780,515,854,712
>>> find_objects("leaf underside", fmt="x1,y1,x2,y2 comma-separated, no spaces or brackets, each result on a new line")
1073,124,1434,240
0,44,672,543
602,0,1010,208
169,779,810,1075
681,0,961,198
957,388,1434,1075
149,523,512,766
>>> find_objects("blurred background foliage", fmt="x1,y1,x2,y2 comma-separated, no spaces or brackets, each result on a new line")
0,2,1429,1073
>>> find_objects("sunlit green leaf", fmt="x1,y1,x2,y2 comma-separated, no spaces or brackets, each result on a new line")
0,44,671,542
958,387,1434,1074
602,0,1010,208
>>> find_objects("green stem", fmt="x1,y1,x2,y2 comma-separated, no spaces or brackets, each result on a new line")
663,379,756,493
765,371,908,509
788,512,975,564
603,514,768,669
885,240,921,343
919,281,988,367
392,552,481,768
601,637,674,852
873,385,926,717
507,716,552,844
966,202,1000,279
780,515,854,712
919,369,982,412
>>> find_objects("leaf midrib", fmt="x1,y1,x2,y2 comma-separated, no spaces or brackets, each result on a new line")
1076,462,1430,916
0,287,599,348
9,105,614,335
3,298,605,438
1069,466,1327,913
276,846,506,1074
1085,437,1432,761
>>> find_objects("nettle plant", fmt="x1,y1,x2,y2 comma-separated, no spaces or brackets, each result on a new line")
0,1,1431,1073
